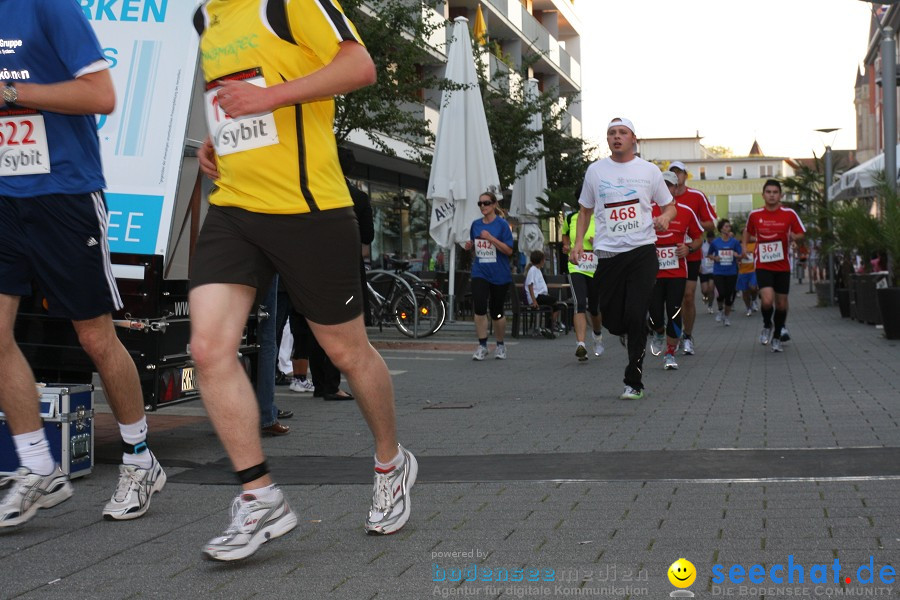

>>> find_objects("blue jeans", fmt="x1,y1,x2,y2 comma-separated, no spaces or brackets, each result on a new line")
257,276,279,427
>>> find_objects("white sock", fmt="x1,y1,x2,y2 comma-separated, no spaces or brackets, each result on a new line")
244,483,279,503
374,445,404,471
577,341,586,348
14,429,55,476
119,417,152,469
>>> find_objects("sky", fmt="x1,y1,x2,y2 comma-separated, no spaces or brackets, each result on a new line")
578,0,874,159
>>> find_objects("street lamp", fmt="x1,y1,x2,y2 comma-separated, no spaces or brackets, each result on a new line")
816,128,840,306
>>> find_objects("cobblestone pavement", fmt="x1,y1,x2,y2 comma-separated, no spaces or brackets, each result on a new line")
2,288,900,599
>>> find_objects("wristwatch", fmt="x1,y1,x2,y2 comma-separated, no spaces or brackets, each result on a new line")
2,82,17,107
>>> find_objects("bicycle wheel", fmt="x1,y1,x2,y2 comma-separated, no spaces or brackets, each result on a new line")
391,287,443,338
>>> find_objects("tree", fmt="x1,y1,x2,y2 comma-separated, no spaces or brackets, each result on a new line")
706,145,733,158
334,0,455,161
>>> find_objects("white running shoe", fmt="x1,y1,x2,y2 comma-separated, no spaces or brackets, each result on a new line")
472,345,488,361
0,466,73,528
780,327,791,342
706,305,715,314
203,487,297,561
366,446,418,535
760,328,772,345
771,337,784,353
103,456,166,521
664,353,679,370
752,300,760,312
723,317,731,327
745,308,753,317
289,377,314,393
493,344,507,360
592,332,605,357
682,337,695,355
715,310,723,323
619,386,644,400
649,332,665,356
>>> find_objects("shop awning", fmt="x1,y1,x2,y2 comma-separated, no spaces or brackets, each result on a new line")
830,143,900,200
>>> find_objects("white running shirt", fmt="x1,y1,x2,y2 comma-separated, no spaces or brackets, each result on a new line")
578,157,673,253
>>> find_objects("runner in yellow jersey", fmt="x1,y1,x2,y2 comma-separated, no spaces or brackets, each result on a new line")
191,0,417,561
562,210,604,361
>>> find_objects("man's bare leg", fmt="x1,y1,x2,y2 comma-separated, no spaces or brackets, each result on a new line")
309,315,398,463
189,283,271,490
72,314,143,426
0,294,42,434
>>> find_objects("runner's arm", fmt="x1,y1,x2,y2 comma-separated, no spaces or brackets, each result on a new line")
14,69,114,115
571,205,592,263
217,41,375,118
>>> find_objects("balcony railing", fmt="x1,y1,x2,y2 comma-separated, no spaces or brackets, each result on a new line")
482,0,580,85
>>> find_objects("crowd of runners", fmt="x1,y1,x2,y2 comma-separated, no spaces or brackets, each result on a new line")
468,118,807,399
0,0,809,567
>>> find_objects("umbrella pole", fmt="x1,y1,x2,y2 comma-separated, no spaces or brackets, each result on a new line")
448,245,457,322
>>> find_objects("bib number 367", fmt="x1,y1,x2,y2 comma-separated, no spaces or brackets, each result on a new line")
0,110,51,176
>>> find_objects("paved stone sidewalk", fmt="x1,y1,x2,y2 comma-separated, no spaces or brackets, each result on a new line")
2,288,899,599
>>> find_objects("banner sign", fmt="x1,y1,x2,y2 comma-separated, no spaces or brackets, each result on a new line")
85,0,202,256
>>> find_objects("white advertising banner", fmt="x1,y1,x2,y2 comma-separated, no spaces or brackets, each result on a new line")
85,0,202,256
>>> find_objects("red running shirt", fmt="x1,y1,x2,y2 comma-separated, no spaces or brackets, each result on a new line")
674,188,717,262
652,203,703,279
745,206,806,272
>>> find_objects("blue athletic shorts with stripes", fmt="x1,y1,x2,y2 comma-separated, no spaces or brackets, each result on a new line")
0,192,123,320
736,271,758,292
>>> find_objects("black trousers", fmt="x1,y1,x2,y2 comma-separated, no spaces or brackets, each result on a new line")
714,274,738,307
649,277,686,340
596,245,658,390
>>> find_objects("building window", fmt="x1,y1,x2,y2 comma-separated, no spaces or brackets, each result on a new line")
699,166,706,180
725,165,733,178
759,165,774,177
728,194,753,216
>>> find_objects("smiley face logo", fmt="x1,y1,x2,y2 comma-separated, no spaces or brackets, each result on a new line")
668,558,696,588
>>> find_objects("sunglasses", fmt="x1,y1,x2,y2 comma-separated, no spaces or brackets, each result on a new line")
477,200,495,207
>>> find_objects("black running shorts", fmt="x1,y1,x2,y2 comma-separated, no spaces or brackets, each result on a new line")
190,205,363,325
756,269,791,295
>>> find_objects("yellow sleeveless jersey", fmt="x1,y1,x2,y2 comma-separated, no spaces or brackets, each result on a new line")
193,0,362,214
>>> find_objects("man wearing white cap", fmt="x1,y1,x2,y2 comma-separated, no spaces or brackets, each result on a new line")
572,118,676,400
668,161,717,355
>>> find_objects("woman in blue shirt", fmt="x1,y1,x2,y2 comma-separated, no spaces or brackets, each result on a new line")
464,192,514,360
708,219,743,326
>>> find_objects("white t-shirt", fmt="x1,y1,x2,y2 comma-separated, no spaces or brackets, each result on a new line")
524,265,548,304
578,157,673,253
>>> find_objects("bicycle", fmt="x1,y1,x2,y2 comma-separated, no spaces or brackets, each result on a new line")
366,259,446,338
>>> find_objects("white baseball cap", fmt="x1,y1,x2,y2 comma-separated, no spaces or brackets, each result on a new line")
669,160,687,173
606,117,636,136
662,171,678,186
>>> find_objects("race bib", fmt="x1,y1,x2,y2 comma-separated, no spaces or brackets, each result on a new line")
741,253,755,264
702,257,715,270
759,241,785,263
657,246,679,271
205,68,279,156
474,239,496,263
719,249,734,266
577,251,598,274
0,109,50,176
604,200,643,236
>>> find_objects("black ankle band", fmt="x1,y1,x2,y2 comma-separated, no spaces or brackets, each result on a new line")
122,441,148,455
236,461,269,485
